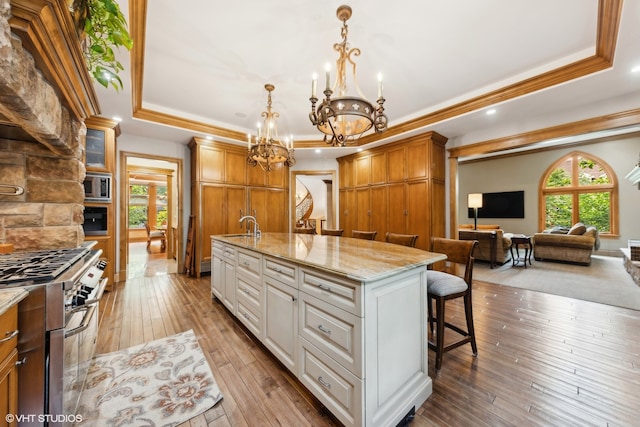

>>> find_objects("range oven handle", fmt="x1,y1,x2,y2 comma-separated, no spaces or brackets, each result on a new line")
66,277,109,314
82,277,109,306
64,304,96,338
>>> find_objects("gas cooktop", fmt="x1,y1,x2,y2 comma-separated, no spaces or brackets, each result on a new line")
0,247,90,285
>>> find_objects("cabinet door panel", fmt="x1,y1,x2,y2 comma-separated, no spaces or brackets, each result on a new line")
226,151,247,184
200,146,225,182
407,181,429,250
264,276,298,371
407,142,428,181
370,186,387,241
339,189,355,236
339,158,354,188
387,184,406,234
355,156,370,187
226,187,247,233
355,188,371,232
370,152,386,185
386,147,406,183
202,185,225,261
265,189,287,232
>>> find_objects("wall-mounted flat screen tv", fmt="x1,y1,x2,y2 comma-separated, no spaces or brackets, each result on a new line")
468,190,524,219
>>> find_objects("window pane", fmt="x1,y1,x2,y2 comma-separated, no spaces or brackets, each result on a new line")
129,206,147,228
545,194,572,228
545,159,572,188
157,207,167,227
578,156,610,185
579,192,610,232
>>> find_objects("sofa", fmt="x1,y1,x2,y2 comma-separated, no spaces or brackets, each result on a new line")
458,225,512,268
533,223,599,265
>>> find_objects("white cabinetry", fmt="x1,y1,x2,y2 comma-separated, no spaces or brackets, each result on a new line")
211,241,237,313
211,236,433,427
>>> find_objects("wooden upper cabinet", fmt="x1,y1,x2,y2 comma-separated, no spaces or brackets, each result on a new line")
355,156,370,187
84,116,118,173
199,145,225,183
226,150,247,184
406,141,428,181
370,152,386,185
339,158,354,188
387,147,406,183
430,140,446,181
266,163,287,188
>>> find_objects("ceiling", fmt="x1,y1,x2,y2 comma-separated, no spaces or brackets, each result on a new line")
94,0,640,160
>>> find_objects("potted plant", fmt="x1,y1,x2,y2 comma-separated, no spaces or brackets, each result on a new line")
69,0,133,91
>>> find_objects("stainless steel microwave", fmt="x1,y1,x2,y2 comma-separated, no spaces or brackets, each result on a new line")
84,172,112,202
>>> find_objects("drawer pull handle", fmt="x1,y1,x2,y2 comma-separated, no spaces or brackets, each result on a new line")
273,267,282,273
243,261,250,266
242,313,250,320
318,376,332,389
317,284,331,292
243,287,251,294
317,325,331,335
0,329,18,343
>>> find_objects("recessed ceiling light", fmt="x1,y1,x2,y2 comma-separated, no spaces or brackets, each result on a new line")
486,109,497,115
205,136,213,140
631,65,640,73
315,149,321,153
112,116,122,122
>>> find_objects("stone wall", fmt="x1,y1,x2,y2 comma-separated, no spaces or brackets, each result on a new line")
0,0,87,251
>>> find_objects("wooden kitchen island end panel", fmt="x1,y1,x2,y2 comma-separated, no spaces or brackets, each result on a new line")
211,233,446,427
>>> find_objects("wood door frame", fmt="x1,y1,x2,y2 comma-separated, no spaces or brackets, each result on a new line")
119,151,184,281
291,170,337,232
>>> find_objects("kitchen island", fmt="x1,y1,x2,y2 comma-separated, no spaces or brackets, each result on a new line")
211,232,446,427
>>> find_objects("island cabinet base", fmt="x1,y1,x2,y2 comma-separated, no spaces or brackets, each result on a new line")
211,234,441,427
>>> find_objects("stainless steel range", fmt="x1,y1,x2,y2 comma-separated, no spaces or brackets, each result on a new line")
0,244,107,426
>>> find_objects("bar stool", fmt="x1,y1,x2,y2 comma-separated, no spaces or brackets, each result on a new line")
321,228,344,236
352,230,377,240
427,237,478,371
293,227,316,234
385,232,419,247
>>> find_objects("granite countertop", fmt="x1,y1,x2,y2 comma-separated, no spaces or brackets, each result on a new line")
0,288,29,316
212,232,447,282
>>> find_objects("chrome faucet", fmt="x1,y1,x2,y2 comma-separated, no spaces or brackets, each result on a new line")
239,215,261,237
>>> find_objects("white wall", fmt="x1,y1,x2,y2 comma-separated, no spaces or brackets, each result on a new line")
458,135,640,253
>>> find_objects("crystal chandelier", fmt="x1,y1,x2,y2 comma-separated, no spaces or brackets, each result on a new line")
309,5,388,147
247,84,295,172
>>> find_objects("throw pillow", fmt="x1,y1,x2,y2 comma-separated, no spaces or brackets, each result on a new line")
568,222,586,235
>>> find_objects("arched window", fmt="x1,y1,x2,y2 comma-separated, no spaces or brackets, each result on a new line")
539,151,617,234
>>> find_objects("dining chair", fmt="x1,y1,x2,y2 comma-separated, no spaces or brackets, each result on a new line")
385,232,419,247
352,230,377,240
145,222,166,250
320,228,344,236
427,237,478,371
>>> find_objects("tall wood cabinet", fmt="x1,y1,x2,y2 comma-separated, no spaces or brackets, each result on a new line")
83,116,118,285
337,132,447,250
189,137,289,276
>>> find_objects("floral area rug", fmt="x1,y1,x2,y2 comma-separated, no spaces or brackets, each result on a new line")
76,330,223,426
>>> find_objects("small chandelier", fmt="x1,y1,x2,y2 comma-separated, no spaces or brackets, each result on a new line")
309,5,388,147
247,84,295,172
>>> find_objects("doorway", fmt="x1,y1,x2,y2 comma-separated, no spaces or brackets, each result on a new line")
291,170,337,232
119,151,183,280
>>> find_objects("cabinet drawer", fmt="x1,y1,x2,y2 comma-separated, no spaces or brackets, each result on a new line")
300,268,362,316
236,274,262,316
222,244,236,260
263,256,298,287
212,240,224,257
237,249,261,281
237,301,261,338
299,292,362,377
0,304,18,362
298,338,362,427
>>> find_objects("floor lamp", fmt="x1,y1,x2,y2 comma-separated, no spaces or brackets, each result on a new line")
468,193,483,230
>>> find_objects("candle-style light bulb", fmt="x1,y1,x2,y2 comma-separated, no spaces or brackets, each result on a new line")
247,133,251,150
325,63,331,91
312,72,318,98
257,122,262,140
377,72,383,99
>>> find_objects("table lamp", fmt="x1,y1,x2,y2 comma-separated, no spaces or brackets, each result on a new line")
468,193,483,230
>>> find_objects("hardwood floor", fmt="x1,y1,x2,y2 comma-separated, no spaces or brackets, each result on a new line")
96,256,640,426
